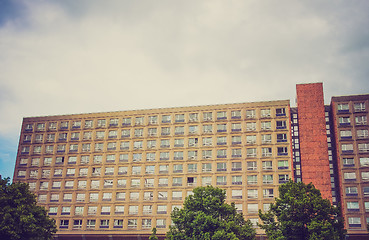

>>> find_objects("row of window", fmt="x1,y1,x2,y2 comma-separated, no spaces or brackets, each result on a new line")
341,143,369,154
47,201,272,218
337,102,366,113
20,145,290,159
27,174,290,191
58,218,167,230
343,172,369,182
338,115,367,126
340,129,369,139
342,157,369,167
24,108,287,132
19,160,289,179
23,129,289,144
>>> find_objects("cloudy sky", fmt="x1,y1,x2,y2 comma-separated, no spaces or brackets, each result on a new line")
1,0,369,178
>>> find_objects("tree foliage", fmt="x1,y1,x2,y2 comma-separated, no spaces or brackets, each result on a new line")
166,186,255,240
149,227,159,240
0,178,57,240
258,180,345,240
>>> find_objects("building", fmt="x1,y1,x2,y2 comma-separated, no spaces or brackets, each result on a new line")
12,83,369,239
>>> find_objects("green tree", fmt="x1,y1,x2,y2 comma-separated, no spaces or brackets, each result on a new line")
166,186,255,240
258,180,345,240
0,178,57,240
149,227,159,240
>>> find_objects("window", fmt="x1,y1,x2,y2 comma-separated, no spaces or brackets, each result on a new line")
246,109,255,118
172,191,182,200
65,180,74,189
158,191,168,200
261,109,271,118
277,147,288,156
232,135,242,145
355,116,367,125
144,178,154,187
60,220,69,229
247,148,257,158
362,172,369,181
262,148,272,157
161,127,171,136
337,103,349,112
104,179,114,188
52,181,61,189
97,119,106,128
133,153,142,162
341,144,354,154
276,121,286,129
203,124,213,133
162,115,171,123
202,163,212,172
340,130,352,139
100,219,110,228
108,130,117,139
109,118,119,127
232,189,242,199
231,123,242,132
263,175,273,184
276,108,286,116
354,102,366,112
262,161,273,170
132,166,141,175
247,175,257,185
188,150,198,160
48,206,58,215
172,164,183,173
130,179,140,188
359,143,369,153
63,194,72,202
175,126,184,135
160,139,170,148
121,129,130,138
83,132,91,140
94,143,104,152
160,151,170,161
146,152,156,161
231,110,241,119
75,206,84,215
261,122,271,131
344,172,356,181
261,134,272,144
189,125,198,134
157,205,167,214
156,219,166,228
360,158,369,167
339,117,351,126
262,189,274,199
159,178,168,187
248,189,258,199
116,192,126,201
202,176,212,186
248,203,259,213
84,120,93,128
216,176,227,185
60,121,69,130
130,192,140,201
149,116,157,124
217,124,227,132
278,160,289,169
345,186,358,196
279,174,289,184
144,192,153,201
357,129,369,139
203,112,212,121
50,193,59,202
187,177,197,186
115,205,125,214
247,161,257,171
202,137,212,146
216,136,227,146
146,165,155,174
189,113,198,122
134,128,144,137
114,219,123,228
232,175,242,185
172,177,183,186
86,220,96,229
216,162,227,172
119,154,128,162
217,111,227,120
103,192,113,201
134,117,144,126
175,114,185,123
122,117,131,126
232,148,242,158
348,217,361,228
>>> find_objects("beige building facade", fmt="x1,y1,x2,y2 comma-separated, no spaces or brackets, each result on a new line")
13,100,293,238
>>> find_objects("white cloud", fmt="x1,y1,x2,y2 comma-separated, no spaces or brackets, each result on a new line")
0,0,369,139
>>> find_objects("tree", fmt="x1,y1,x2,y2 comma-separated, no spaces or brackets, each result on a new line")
0,178,57,240
258,180,345,240
149,227,159,240
166,186,255,240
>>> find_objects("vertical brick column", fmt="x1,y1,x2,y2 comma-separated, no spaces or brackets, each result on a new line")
296,83,332,201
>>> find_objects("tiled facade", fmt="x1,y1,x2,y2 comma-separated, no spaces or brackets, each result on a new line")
13,101,292,239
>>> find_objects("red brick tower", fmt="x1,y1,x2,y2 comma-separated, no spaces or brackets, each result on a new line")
296,83,332,201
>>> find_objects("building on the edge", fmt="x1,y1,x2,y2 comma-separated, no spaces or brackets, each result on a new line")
12,83,369,239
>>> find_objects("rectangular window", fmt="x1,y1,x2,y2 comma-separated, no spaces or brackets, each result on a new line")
355,116,367,125
276,108,286,116
246,109,255,119
149,116,157,125
231,189,242,199
354,102,365,112
344,172,356,181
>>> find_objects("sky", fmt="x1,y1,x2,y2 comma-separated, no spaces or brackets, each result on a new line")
0,0,369,179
